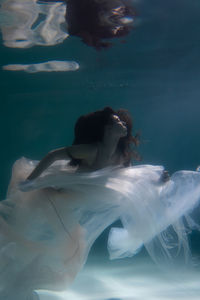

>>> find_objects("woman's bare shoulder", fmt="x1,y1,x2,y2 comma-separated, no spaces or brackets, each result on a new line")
67,143,98,160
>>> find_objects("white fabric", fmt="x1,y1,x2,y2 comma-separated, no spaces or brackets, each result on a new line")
1,157,200,299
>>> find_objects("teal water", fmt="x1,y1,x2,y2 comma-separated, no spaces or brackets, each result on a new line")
0,0,200,299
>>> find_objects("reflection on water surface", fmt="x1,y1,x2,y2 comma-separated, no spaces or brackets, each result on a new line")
0,0,82,71
0,0,136,50
0,0,68,48
3,60,79,72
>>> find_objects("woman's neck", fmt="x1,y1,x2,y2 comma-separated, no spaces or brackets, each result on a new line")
102,130,121,158
78,131,122,171
89,131,121,170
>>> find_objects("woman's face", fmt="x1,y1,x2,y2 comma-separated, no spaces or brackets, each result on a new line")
108,114,127,137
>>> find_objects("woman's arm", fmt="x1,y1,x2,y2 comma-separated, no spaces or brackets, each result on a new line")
27,144,97,180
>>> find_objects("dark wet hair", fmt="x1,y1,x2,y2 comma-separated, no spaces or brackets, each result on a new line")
66,0,135,50
71,107,140,167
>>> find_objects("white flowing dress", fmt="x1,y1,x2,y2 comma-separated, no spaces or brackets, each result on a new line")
1,157,200,299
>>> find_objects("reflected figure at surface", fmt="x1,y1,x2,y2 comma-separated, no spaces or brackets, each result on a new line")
0,0,68,48
65,0,135,49
0,0,135,49
1,107,200,299
39,0,136,49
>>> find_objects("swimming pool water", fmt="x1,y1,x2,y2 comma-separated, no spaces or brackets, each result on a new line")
0,0,200,299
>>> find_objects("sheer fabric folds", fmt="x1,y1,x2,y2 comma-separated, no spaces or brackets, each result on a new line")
1,157,200,298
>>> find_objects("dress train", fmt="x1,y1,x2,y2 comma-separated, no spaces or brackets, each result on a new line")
0,157,200,298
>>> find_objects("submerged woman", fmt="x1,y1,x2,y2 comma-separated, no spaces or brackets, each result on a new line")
1,107,200,299
27,106,140,180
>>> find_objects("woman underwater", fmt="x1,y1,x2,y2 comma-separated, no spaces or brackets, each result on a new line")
1,107,200,299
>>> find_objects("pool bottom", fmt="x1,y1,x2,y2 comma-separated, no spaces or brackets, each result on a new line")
35,255,200,300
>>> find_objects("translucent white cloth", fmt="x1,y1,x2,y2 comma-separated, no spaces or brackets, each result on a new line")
1,157,200,299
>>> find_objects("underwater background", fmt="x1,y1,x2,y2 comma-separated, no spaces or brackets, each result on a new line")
0,0,200,299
